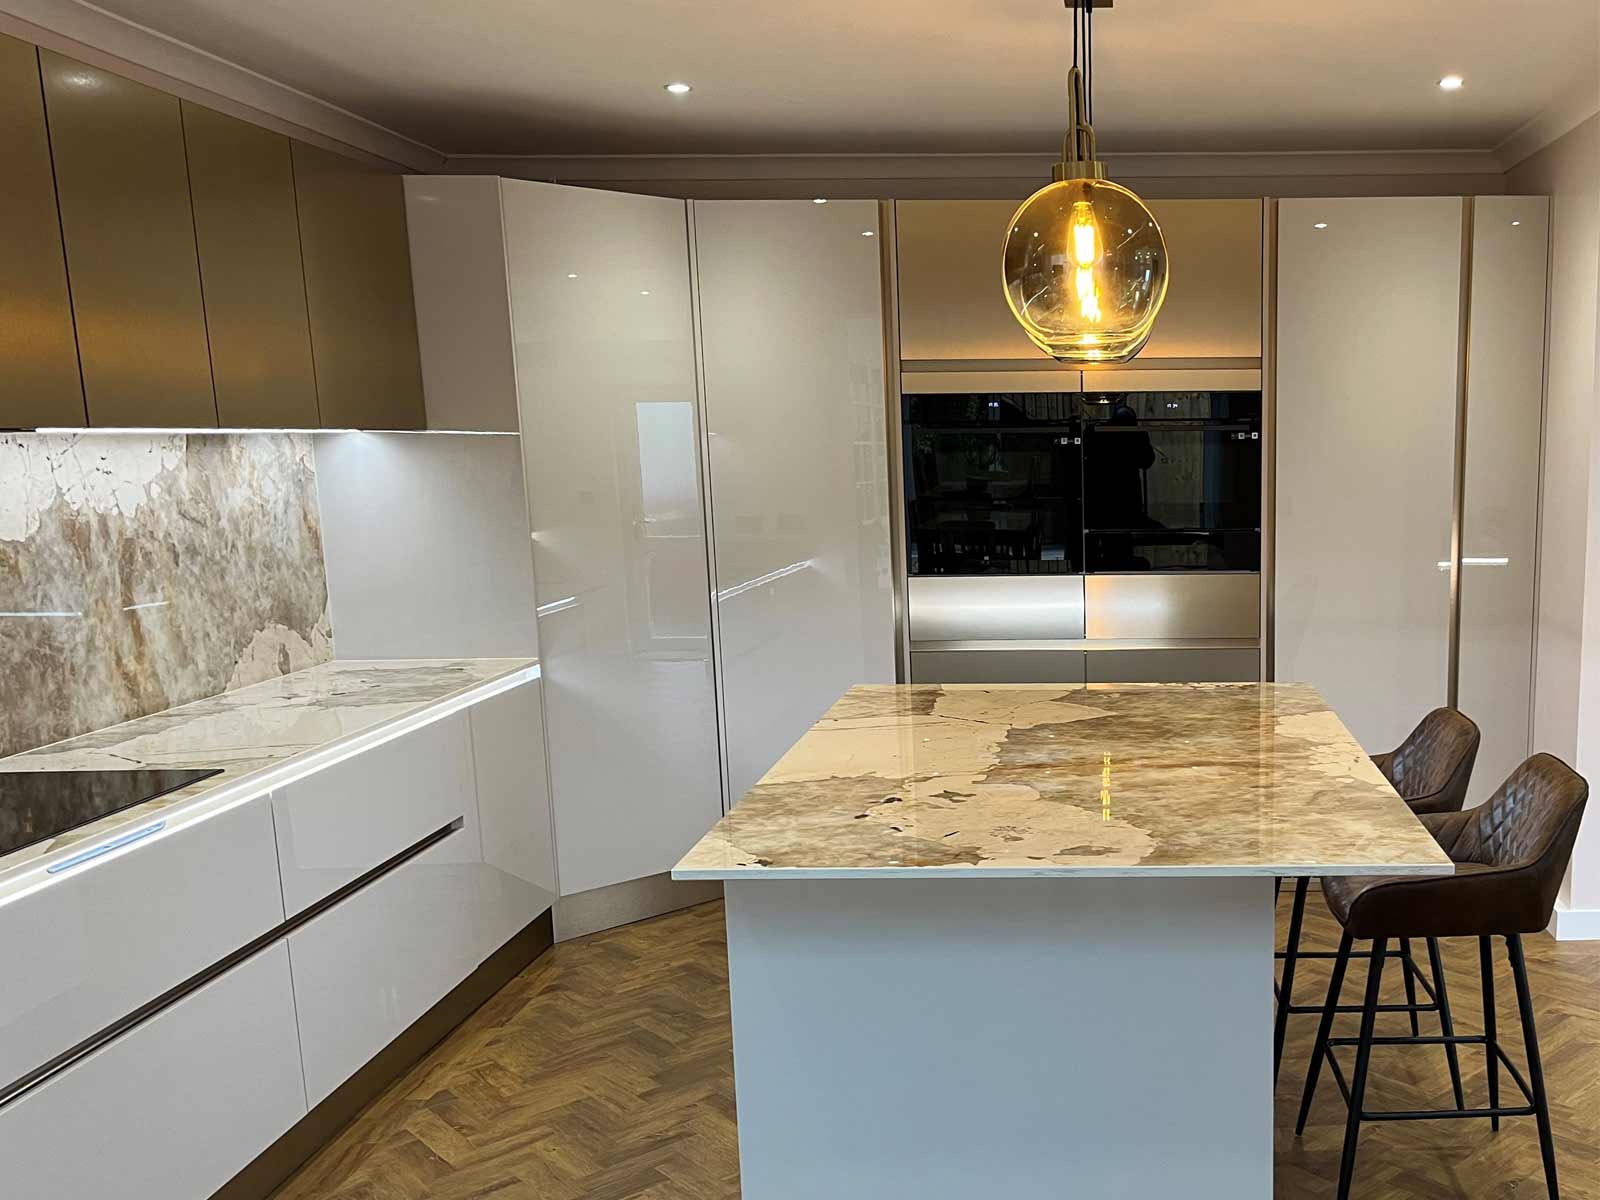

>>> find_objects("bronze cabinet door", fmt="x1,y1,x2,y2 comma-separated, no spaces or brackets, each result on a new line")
0,35,83,428
291,141,425,429
182,102,319,428
40,51,216,427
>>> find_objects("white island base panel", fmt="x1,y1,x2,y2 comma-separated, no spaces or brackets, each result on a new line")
724,876,1274,1199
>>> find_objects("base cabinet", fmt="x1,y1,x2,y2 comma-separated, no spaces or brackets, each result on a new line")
0,943,305,1199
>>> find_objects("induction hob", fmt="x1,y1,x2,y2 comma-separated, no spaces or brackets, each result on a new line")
0,768,223,859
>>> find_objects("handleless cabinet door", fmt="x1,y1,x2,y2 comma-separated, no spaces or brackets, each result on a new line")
0,35,82,428
40,52,215,427
181,102,318,427
1275,197,1462,751
1458,196,1548,804
291,141,425,429
501,179,722,894
693,199,896,801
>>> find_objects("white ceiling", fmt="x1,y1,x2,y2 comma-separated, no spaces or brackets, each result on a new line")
86,0,1600,157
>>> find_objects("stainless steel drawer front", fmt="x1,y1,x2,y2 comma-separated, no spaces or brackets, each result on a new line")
908,576,1086,644
1084,574,1260,641
911,649,1087,685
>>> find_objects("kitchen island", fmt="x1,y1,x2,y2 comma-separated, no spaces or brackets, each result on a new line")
674,683,1453,1199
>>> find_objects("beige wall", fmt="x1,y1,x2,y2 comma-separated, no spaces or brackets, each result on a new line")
1507,113,1600,920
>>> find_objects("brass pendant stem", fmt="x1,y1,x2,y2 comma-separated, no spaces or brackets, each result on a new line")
1056,65,1106,181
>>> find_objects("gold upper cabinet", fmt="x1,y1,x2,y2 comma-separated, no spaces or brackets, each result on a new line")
182,102,319,428
291,142,425,430
0,35,83,429
897,198,1263,365
40,51,217,427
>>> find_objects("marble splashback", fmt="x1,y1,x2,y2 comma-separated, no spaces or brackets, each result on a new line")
0,434,333,758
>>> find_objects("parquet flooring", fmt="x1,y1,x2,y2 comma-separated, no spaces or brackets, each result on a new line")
273,896,1599,1199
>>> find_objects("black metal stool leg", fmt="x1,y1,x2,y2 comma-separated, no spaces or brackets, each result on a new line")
1507,935,1559,1200
1480,935,1501,1132
1274,876,1310,1082
1426,936,1466,1110
1296,929,1353,1135
1337,936,1388,1200
1400,938,1421,1036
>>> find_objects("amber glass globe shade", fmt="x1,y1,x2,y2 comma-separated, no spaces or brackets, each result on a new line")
1002,176,1170,363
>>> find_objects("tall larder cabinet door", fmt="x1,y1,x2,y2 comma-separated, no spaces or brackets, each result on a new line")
693,199,896,801
501,179,723,895
1275,197,1462,751
40,52,216,427
0,34,82,428
1457,196,1548,805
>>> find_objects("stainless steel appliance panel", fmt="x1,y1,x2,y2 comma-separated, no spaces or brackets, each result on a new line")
912,649,1087,685
1084,574,1260,640
1085,647,1262,683
908,575,1086,643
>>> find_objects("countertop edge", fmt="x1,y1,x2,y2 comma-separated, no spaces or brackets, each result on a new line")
0,659,539,900
673,861,1456,881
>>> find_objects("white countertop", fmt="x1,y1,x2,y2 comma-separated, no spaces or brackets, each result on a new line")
0,657,538,900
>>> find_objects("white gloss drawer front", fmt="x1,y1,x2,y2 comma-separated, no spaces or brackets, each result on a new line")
272,710,477,915
0,942,307,1199
0,798,283,1094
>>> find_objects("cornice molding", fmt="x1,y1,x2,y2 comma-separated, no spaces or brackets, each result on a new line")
0,0,444,169
1495,73,1600,171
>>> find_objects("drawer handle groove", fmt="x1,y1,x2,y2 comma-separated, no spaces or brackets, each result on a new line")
46,822,167,874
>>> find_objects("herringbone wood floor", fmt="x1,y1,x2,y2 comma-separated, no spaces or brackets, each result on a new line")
273,897,1598,1199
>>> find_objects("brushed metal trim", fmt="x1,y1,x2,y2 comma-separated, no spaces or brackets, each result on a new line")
882,200,911,683
1447,197,1475,709
1084,646,1263,684
908,575,1086,643
911,638,1261,652
1261,197,1279,682
902,357,1262,373
684,200,733,815
1084,573,1261,641
553,871,723,942
910,648,1087,685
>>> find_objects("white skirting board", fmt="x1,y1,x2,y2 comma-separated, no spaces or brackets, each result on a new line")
1549,903,1600,941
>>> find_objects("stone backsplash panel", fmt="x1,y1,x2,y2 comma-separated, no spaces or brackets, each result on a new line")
0,433,333,757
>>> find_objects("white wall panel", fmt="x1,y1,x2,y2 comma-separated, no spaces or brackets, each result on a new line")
1275,197,1462,751
1458,196,1548,804
500,180,723,894
693,200,895,801
314,431,540,659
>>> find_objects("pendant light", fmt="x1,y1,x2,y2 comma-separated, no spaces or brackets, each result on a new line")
1003,0,1169,363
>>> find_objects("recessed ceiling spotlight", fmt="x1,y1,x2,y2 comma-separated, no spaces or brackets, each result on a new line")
566,272,578,279
862,230,875,237
663,81,692,95
1438,74,1465,91
1511,220,1522,227
813,198,828,204
1314,222,1329,230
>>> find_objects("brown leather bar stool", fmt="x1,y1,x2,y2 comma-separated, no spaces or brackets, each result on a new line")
1274,708,1481,1080
1296,753,1588,1200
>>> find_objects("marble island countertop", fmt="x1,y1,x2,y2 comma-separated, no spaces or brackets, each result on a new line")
674,683,1455,880
0,657,538,892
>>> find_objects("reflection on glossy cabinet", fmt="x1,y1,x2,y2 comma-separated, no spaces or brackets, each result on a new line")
182,102,319,427
1275,197,1463,750
40,52,215,427
692,199,896,800
0,34,82,428
895,198,1262,363
291,141,425,429
1458,196,1547,804
501,179,723,894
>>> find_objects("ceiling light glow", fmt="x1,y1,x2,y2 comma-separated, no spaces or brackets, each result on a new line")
862,230,875,237
663,82,692,95
1438,74,1464,91
1313,222,1329,230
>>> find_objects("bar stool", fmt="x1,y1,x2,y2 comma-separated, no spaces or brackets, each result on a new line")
1296,753,1588,1200
1274,709,1481,1079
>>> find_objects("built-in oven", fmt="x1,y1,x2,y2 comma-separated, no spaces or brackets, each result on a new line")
902,388,1264,685
1081,391,1261,572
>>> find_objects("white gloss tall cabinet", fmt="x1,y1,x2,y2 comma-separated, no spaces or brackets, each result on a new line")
405,178,896,935
1275,195,1550,805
